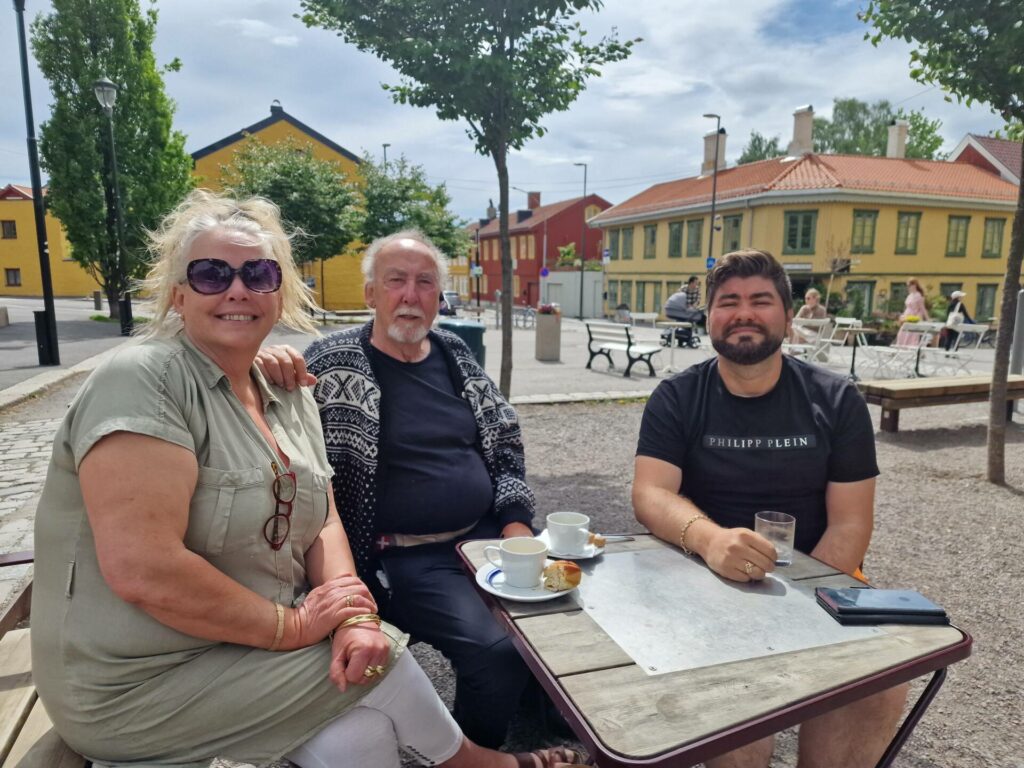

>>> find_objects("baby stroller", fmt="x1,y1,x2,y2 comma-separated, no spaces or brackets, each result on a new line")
660,308,704,348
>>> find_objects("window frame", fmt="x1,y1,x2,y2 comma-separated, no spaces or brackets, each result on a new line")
1,220,16,239
721,214,743,254
608,229,620,260
4,268,22,287
667,221,683,259
643,224,657,260
982,217,1005,259
621,227,634,260
782,210,817,255
895,212,921,255
686,219,703,258
945,215,970,257
850,209,879,254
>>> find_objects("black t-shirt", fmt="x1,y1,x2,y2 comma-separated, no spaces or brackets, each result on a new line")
371,344,494,534
636,356,878,553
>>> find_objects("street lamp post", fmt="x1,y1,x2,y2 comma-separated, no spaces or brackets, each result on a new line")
703,113,723,269
94,77,132,336
382,143,391,171
574,162,588,320
13,0,60,365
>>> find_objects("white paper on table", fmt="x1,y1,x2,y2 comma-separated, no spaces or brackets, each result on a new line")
577,549,882,676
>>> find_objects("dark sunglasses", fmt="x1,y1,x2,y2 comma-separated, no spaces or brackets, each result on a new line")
186,258,282,295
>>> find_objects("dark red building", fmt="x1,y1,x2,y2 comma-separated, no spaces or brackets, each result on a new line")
470,192,611,306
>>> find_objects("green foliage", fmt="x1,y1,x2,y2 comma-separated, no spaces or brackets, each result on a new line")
32,0,193,312
556,242,577,266
358,154,468,260
738,131,784,164
812,97,945,158
222,136,362,266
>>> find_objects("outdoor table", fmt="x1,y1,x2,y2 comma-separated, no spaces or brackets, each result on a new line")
458,535,970,768
831,326,877,381
655,321,692,374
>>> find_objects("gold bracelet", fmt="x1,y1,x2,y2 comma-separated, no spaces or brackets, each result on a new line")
268,603,285,652
679,514,709,556
337,613,382,630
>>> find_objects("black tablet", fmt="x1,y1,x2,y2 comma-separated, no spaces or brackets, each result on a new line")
815,587,946,617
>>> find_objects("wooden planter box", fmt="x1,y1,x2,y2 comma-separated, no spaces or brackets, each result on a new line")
535,313,561,361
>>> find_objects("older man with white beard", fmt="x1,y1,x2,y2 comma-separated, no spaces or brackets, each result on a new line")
259,230,537,749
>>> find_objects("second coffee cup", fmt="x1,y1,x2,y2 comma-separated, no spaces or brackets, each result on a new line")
483,536,549,588
546,511,590,555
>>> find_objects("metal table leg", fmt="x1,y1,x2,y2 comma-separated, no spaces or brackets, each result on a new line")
874,667,948,768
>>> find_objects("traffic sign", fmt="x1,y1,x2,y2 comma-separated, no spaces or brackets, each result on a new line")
540,267,549,277
706,257,716,270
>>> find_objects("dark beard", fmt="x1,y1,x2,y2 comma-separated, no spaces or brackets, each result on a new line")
712,328,784,365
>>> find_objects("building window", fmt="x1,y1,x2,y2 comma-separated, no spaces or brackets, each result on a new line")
850,210,878,254
621,227,634,260
939,282,963,299
686,220,703,257
607,280,619,308
653,282,662,315
668,222,683,259
620,281,633,308
982,218,1005,258
1,220,16,239
895,212,921,254
722,215,742,254
608,229,620,260
945,216,970,257
888,282,908,314
783,210,817,254
643,224,657,259
976,284,998,321
845,281,875,318
635,282,647,312
5,268,21,287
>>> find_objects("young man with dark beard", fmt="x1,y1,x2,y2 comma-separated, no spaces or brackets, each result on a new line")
631,249,907,768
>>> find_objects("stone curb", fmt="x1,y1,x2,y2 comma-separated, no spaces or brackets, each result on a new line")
0,341,130,413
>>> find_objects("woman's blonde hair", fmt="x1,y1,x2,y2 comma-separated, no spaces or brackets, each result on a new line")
137,189,321,339
804,288,821,300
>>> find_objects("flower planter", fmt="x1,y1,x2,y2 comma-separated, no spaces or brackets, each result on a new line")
535,313,561,361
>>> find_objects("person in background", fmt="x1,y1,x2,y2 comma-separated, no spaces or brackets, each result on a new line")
941,290,973,351
30,191,585,768
664,275,706,327
788,287,827,343
895,277,929,346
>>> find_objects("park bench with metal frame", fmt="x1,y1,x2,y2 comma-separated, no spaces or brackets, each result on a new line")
584,321,661,378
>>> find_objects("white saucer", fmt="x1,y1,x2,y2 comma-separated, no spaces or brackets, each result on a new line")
474,563,578,603
536,529,605,560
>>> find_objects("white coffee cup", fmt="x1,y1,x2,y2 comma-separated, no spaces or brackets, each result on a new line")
546,511,590,555
484,536,548,588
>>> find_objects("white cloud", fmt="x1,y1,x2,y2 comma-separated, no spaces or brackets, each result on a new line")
216,19,299,47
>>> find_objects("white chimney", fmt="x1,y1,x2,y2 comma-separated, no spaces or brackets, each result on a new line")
701,129,727,175
787,105,814,156
887,119,909,158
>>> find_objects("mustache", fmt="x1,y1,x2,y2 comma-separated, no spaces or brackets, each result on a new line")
724,321,768,335
392,307,426,320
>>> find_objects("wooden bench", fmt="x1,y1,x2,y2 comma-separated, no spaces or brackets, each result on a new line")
858,375,1024,432
0,552,87,768
584,321,661,378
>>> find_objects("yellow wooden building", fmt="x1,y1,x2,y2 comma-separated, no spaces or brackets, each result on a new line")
191,101,365,310
0,184,101,298
592,115,1019,323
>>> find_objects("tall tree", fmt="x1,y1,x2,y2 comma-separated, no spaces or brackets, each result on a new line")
862,0,1024,483
359,154,468,261
813,97,946,159
222,136,363,308
738,131,784,164
32,0,193,318
300,0,637,396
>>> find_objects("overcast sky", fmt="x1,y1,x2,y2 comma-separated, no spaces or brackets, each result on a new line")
0,0,1008,222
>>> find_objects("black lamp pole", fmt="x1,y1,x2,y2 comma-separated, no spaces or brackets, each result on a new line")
382,142,390,171
574,162,588,320
13,0,60,365
703,113,722,267
94,77,132,336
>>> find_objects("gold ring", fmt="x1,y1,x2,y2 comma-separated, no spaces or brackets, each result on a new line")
744,561,754,576
364,664,386,679
345,594,354,608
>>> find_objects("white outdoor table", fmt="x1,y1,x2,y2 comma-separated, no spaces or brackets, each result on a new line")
655,321,692,374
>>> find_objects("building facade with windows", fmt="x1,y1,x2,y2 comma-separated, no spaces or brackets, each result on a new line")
0,184,100,297
472,192,611,306
592,118,1017,322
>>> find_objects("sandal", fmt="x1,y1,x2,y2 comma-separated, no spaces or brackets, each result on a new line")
512,746,591,767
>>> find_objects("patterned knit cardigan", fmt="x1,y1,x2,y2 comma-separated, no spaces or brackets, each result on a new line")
304,321,535,579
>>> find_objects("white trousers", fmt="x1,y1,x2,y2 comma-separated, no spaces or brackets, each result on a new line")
287,651,463,768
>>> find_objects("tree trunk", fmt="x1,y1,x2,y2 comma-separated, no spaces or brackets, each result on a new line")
105,286,121,321
495,147,513,398
986,140,1024,484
